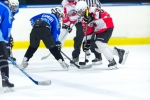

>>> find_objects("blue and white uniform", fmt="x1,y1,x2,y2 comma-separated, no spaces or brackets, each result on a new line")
30,13,61,43
0,1,12,43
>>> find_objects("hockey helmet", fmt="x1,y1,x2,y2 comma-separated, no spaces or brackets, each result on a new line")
75,1,88,16
8,0,19,12
51,7,64,18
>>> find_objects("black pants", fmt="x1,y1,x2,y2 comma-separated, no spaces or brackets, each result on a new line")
0,42,9,77
30,21,55,49
24,20,64,61
72,22,84,59
96,28,113,43
90,33,102,59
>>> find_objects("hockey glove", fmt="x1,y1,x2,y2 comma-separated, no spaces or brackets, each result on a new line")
84,13,95,24
82,40,91,52
62,23,72,33
56,42,62,51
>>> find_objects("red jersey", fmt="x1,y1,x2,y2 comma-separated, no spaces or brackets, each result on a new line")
82,7,114,36
62,1,79,26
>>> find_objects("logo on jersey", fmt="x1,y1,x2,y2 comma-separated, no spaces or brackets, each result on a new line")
42,14,54,22
97,38,104,41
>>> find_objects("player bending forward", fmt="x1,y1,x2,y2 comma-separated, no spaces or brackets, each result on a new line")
20,7,69,70
75,1,129,69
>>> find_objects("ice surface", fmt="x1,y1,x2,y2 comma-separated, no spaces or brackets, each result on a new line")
0,45,150,100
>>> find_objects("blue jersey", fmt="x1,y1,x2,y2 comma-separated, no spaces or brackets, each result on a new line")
30,13,61,43
0,2,12,43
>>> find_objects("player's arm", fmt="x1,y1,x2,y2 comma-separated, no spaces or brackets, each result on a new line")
1,8,12,43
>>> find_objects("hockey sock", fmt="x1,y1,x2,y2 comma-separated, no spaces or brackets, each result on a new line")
24,46,38,61
49,47,64,61
95,41,114,61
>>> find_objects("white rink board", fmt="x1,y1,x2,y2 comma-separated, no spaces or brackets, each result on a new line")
12,5,150,41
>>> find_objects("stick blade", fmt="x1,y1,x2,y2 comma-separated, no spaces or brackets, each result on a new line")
38,80,51,86
41,54,51,60
79,64,92,69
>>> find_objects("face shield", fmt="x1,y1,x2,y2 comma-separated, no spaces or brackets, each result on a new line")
76,9,86,16
10,4,19,12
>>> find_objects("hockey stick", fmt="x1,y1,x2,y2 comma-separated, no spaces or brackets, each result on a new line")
8,57,51,86
60,51,92,69
79,9,89,65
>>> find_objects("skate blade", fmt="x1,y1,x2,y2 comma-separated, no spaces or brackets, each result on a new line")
92,61,103,65
108,65,118,70
80,64,92,69
62,67,69,71
3,87,14,93
121,51,129,65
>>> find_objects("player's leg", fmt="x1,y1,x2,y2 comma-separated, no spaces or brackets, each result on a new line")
95,28,117,69
0,42,14,92
71,22,84,66
40,22,69,70
90,33,102,65
20,26,40,69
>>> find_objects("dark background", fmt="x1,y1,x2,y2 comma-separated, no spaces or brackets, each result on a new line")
19,0,150,5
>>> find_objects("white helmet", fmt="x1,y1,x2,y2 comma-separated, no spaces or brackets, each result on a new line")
51,7,64,18
9,0,19,6
75,1,88,12
8,0,19,12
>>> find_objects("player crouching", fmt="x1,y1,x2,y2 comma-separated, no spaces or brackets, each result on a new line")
20,7,69,70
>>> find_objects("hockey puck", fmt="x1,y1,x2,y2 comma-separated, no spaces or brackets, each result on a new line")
79,62,86,65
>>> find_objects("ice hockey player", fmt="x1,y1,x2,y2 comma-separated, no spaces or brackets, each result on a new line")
77,0,103,65
5,0,19,62
61,0,93,66
75,1,129,69
0,0,15,92
20,7,69,70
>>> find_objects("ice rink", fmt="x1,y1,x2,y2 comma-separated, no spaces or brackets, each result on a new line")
0,45,150,100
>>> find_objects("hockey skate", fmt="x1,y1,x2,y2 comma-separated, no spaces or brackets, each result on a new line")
20,57,28,70
92,58,102,65
58,59,69,70
108,58,118,70
2,73,14,93
115,47,129,65
70,58,79,66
